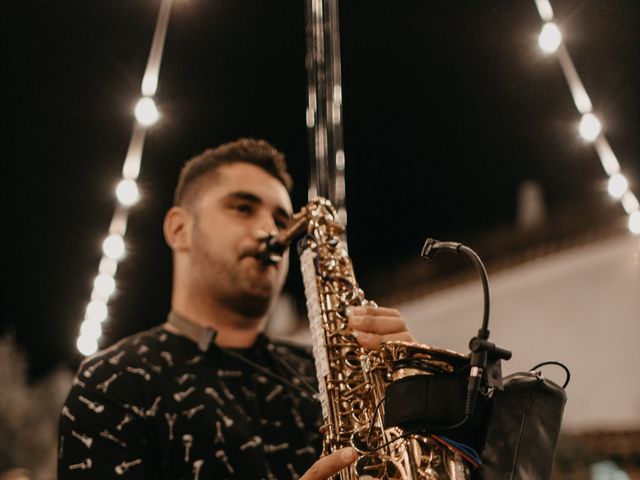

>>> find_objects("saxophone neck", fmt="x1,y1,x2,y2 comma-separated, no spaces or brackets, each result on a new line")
256,206,312,265
276,209,313,246
257,197,344,265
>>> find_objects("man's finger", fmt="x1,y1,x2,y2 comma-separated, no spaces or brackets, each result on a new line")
352,330,415,350
381,331,415,344
346,306,400,317
300,447,357,480
352,331,382,350
347,314,406,334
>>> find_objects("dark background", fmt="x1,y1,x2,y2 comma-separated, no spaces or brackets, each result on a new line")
2,1,639,379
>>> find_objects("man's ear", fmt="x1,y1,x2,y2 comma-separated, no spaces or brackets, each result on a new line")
163,206,192,251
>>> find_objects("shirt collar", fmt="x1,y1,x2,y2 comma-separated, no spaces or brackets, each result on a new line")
166,311,216,352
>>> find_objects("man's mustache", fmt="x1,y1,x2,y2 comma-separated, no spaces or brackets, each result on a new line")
239,241,286,267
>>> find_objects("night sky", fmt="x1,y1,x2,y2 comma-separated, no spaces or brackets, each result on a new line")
3,1,639,378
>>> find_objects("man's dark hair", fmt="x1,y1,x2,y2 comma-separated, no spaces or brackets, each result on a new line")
173,138,293,207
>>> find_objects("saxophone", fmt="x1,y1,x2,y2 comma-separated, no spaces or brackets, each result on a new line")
261,198,472,479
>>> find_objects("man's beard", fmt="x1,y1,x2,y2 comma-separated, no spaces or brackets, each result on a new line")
225,287,274,320
191,238,281,320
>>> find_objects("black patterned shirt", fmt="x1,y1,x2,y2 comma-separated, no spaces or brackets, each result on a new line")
58,317,323,479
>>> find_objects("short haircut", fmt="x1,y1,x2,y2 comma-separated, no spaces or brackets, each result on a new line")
173,138,293,207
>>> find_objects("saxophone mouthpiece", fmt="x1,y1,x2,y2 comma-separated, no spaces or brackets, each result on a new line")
257,208,314,265
257,234,288,266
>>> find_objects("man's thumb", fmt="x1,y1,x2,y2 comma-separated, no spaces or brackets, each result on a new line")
300,447,357,480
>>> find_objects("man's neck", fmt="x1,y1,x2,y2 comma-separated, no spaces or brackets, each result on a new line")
211,322,261,348
171,297,265,349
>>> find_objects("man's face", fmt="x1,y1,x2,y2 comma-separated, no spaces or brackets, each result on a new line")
186,162,293,320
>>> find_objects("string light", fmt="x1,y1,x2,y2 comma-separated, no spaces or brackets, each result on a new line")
608,174,628,199
538,22,562,54
80,318,102,338
86,300,108,322
578,113,601,142
621,192,639,215
629,212,640,235
134,97,160,126
75,0,175,356
93,273,116,299
102,234,126,260
98,257,118,277
534,0,639,235
76,335,98,357
116,179,140,206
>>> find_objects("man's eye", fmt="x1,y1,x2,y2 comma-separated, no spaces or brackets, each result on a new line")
232,204,253,214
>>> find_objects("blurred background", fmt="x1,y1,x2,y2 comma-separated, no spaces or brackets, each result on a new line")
2,1,639,478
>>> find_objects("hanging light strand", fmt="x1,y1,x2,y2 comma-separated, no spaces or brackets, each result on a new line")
534,0,639,235
76,0,174,356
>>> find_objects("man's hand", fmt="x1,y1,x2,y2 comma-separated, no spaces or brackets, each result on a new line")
300,447,357,480
347,305,415,350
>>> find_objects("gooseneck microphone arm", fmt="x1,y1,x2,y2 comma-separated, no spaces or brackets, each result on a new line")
421,238,512,420
421,239,491,333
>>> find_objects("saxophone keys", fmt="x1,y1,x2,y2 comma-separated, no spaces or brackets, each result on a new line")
354,455,385,479
350,427,382,454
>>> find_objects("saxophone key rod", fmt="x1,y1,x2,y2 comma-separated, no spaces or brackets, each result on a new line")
257,198,344,265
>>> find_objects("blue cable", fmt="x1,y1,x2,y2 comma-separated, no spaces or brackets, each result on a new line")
440,436,482,465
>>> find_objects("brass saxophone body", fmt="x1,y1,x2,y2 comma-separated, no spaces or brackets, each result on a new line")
264,198,471,479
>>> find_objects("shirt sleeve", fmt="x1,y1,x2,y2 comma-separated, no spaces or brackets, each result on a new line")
58,357,159,479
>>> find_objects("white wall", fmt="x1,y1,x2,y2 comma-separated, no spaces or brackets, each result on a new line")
398,233,640,431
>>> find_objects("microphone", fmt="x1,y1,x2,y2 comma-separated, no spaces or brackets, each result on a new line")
421,238,463,259
421,237,512,419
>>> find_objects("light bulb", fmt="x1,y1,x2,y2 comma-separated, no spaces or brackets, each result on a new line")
76,334,98,356
607,174,628,199
579,113,601,141
103,234,125,260
134,97,160,126
86,300,108,322
629,211,640,235
538,22,562,54
116,179,140,206
94,273,116,298
80,318,102,338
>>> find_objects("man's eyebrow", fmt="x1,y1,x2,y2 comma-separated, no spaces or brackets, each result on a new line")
224,191,261,204
224,191,292,221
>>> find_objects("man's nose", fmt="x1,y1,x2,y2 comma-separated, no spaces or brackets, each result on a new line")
254,214,278,239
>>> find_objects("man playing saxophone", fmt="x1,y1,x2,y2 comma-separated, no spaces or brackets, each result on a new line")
58,138,414,479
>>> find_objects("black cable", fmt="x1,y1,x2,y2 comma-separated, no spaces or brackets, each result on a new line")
220,347,320,401
530,360,571,388
266,344,321,397
360,413,471,454
362,395,471,453
365,395,387,448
